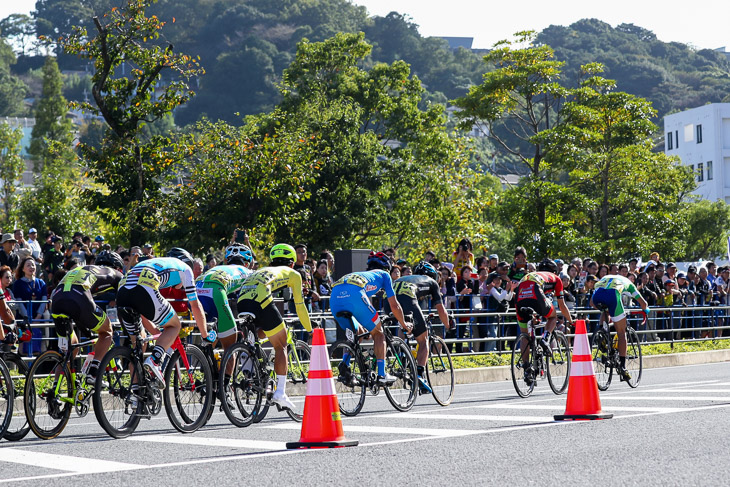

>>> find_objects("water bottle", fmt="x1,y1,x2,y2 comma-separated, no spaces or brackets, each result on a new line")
58,336,69,353
612,334,618,350
80,352,95,376
214,350,222,371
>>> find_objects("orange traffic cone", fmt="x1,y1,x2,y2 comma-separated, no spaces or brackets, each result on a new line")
554,319,613,421
286,328,359,449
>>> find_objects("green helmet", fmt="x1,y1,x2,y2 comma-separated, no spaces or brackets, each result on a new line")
270,243,296,262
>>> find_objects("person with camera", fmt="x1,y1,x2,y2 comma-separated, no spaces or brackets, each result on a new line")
452,238,474,277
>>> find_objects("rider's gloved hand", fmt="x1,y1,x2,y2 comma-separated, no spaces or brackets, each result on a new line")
203,329,217,344
3,331,16,345
641,308,650,324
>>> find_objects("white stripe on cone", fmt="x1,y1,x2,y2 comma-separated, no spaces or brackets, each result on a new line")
305,377,337,397
571,361,596,377
309,343,330,371
573,329,591,356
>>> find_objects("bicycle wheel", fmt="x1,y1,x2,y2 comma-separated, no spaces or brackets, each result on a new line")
329,340,366,416
425,335,454,406
218,342,263,428
0,358,13,439
625,327,642,388
252,345,271,423
93,346,142,438
285,340,311,422
2,353,29,441
204,348,217,424
24,351,73,440
591,329,613,391
163,345,213,433
384,337,418,412
511,334,535,398
546,330,571,395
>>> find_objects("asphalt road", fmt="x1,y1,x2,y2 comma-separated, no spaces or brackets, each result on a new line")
2,362,730,486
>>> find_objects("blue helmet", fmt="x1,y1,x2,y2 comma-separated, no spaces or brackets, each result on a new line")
366,251,391,271
225,243,253,265
413,261,438,281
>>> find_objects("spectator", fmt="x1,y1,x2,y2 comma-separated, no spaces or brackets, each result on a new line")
27,228,42,264
204,253,217,272
0,234,19,271
319,250,335,274
618,264,629,277
452,238,474,277
41,231,55,256
390,266,401,281
450,265,478,353
439,266,456,308
192,257,204,279
488,254,499,273
481,271,514,352
14,229,31,253
43,236,65,280
706,262,717,286
91,235,104,254
475,256,488,271
597,264,609,279
0,265,19,319
13,257,48,323
609,263,619,275
662,262,678,284
586,260,599,276
424,250,436,262
395,258,408,270
142,243,154,257
628,258,639,275
312,259,333,311
637,271,658,342
401,266,412,276
507,246,528,287
383,248,396,261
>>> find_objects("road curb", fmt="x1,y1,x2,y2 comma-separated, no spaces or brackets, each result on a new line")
453,349,730,384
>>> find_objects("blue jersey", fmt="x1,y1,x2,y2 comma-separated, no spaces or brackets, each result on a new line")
120,257,198,301
333,269,395,298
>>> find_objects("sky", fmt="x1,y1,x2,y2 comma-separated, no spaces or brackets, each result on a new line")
1,0,728,52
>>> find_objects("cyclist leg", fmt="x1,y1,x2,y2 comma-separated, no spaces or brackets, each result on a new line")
254,299,295,410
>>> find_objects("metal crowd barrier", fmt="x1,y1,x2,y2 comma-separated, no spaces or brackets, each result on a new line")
5,297,730,362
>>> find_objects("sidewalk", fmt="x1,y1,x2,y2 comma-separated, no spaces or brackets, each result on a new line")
454,348,730,384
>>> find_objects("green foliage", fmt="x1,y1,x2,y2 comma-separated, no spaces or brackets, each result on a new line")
0,123,24,225
29,56,74,171
0,38,28,116
18,144,101,238
0,14,36,57
60,0,204,245
158,117,321,253
679,200,730,260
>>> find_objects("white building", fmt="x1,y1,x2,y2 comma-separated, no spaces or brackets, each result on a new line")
664,103,730,203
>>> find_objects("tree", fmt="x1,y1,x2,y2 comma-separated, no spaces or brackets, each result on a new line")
18,142,101,238
255,32,472,252
29,56,74,172
536,66,696,260
0,123,25,225
0,38,28,116
0,14,36,56
60,0,204,245
679,199,730,261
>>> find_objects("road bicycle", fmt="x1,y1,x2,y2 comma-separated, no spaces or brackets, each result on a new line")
404,314,454,406
510,307,571,398
330,312,418,416
591,308,643,390
0,354,13,440
218,313,311,427
1,339,29,441
92,312,213,438
23,336,98,440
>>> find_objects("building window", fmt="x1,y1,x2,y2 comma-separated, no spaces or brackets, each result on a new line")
697,162,704,182
684,124,694,142
689,164,694,176
697,124,703,143
707,160,713,180
667,132,673,150
675,130,679,148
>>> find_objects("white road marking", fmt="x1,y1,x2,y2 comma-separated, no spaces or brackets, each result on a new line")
390,413,555,422
644,388,730,393
602,395,730,402
468,404,686,413
125,434,287,450
266,423,487,437
0,448,143,473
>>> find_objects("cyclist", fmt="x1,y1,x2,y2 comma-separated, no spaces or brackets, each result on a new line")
197,243,253,357
116,247,215,388
330,251,410,386
49,250,125,382
236,243,312,411
515,258,574,384
591,274,650,382
385,260,453,393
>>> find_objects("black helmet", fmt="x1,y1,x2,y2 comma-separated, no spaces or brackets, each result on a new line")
536,258,558,274
413,261,438,281
166,247,194,269
366,251,391,272
95,250,124,271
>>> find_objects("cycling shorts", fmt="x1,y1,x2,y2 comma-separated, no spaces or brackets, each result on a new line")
384,296,427,337
330,283,379,332
592,287,625,322
197,282,237,339
116,284,176,331
237,298,285,338
515,283,554,328
51,287,106,336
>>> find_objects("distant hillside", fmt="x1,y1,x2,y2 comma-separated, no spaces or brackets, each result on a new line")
3,2,729,125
